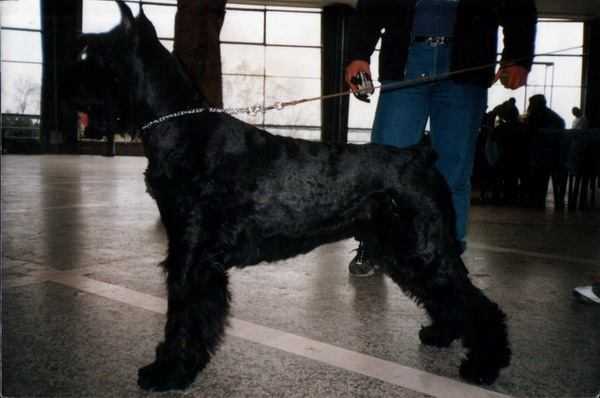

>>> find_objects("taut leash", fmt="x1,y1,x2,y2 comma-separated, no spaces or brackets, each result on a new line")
140,45,583,132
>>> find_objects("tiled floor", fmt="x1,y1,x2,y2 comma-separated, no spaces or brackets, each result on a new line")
2,155,600,397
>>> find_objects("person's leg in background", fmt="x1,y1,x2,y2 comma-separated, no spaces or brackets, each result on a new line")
174,0,226,108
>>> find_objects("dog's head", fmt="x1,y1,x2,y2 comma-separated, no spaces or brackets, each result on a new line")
65,1,161,138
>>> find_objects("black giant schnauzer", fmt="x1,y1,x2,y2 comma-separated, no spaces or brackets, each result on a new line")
68,1,510,391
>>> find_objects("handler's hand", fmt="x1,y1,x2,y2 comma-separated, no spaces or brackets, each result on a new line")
495,65,529,90
345,60,371,92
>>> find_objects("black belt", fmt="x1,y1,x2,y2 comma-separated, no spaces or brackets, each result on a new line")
413,36,452,46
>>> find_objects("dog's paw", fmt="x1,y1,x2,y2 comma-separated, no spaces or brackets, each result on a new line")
137,360,195,391
418,324,460,348
459,358,501,385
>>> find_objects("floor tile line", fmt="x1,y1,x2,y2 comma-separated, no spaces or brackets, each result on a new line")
40,272,512,398
3,276,47,289
3,202,112,214
469,242,599,266
230,318,512,398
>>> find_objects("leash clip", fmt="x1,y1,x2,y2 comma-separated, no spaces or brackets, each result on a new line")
426,36,448,47
246,104,264,116
350,71,375,103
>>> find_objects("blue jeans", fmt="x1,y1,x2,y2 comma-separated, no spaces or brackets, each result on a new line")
372,42,487,243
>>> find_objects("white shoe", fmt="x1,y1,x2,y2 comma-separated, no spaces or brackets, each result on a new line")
573,285,600,304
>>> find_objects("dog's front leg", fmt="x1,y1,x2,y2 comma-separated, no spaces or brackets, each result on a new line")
138,245,230,391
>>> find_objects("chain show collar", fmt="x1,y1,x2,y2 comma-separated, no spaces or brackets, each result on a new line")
140,102,284,132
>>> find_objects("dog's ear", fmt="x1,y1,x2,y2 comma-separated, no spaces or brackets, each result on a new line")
136,6,159,41
115,0,135,33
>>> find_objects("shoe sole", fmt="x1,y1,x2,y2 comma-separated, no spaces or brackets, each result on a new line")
350,269,376,277
573,286,600,304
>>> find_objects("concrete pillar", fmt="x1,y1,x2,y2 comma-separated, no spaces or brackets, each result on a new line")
321,5,353,144
582,19,600,128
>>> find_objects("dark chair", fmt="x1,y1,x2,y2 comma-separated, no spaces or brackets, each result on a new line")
529,129,569,209
566,129,600,210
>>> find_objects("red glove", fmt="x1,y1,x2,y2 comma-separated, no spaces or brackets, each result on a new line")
495,65,529,90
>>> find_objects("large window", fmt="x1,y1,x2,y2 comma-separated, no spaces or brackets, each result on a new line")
347,19,586,142
1,0,43,116
8,3,582,144
1,0,43,145
221,5,322,140
81,1,322,140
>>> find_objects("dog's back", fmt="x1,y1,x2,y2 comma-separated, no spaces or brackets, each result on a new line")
169,112,448,266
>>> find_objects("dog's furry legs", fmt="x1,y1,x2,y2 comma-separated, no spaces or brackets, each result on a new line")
386,253,510,384
418,274,464,349
138,249,230,391
457,271,511,384
374,195,510,384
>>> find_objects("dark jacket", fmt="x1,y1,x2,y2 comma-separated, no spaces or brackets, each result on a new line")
347,0,537,87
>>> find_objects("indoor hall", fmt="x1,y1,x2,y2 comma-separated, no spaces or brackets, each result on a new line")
2,0,600,397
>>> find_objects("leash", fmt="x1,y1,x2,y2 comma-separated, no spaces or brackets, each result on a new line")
140,45,582,132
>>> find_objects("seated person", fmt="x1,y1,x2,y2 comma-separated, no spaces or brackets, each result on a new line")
525,94,565,131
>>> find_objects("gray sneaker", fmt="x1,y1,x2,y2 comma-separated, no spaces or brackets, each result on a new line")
349,243,376,277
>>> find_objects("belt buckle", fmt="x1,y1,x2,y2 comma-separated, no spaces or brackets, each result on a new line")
427,36,445,47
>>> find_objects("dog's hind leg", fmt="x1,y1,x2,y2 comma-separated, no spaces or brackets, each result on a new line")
377,194,510,385
138,244,230,391
454,259,511,385
417,254,510,385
